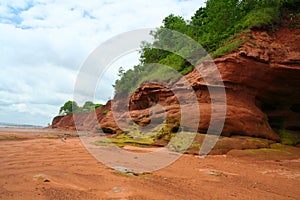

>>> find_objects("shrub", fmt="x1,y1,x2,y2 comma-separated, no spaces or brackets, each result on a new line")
238,7,279,29
212,39,248,58
102,109,109,115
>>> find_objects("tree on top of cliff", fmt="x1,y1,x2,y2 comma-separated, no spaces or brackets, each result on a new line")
58,101,103,115
113,0,300,97
82,101,103,112
59,101,79,116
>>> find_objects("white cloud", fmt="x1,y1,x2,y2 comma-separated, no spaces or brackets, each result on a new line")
12,103,28,113
0,0,205,126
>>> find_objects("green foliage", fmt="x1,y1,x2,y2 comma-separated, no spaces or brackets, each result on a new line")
102,109,109,115
139,43,170,65
114,0,297,97
82,101,103,112
82,101,95,113
180,65,194,75
114,63,182,98
159,53,190,72
280,0,300,12
59,101,79,115
237,7,279,30
139,64,181,85
94,103,104,109
212,39,248,58
58,101,102,115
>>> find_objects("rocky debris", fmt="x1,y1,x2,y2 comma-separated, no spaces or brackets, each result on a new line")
197,169,229,177
33,174,50,182
113,187,119,193
113,166,138,176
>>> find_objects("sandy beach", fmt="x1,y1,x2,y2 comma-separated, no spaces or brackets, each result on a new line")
2,0,300,199
0,128,299,200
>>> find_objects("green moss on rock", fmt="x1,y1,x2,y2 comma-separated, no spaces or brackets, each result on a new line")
277,129,300,146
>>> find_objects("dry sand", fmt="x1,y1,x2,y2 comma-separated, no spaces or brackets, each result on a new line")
0,128,299,200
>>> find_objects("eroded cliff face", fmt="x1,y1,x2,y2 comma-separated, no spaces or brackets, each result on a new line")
52,101,117,132
52,26,300,142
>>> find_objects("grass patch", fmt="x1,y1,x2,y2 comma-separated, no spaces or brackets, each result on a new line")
180,65,194,75
102,109,109,115
134,64,181,91
237,7,279,30
212,39,248,58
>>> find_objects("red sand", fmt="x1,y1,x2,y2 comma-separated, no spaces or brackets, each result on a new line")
0,128,299,199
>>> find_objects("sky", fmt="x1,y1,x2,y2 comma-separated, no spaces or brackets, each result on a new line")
0,0,205,126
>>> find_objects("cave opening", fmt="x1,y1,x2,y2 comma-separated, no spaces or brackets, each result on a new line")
256,97,300,131
291,104,300,113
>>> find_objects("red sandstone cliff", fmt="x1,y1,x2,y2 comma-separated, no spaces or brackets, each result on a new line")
52,26,300,142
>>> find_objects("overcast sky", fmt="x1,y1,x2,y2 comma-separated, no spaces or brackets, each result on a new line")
0,0,205,126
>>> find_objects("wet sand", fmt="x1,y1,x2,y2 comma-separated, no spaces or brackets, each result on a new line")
0,128,299,199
